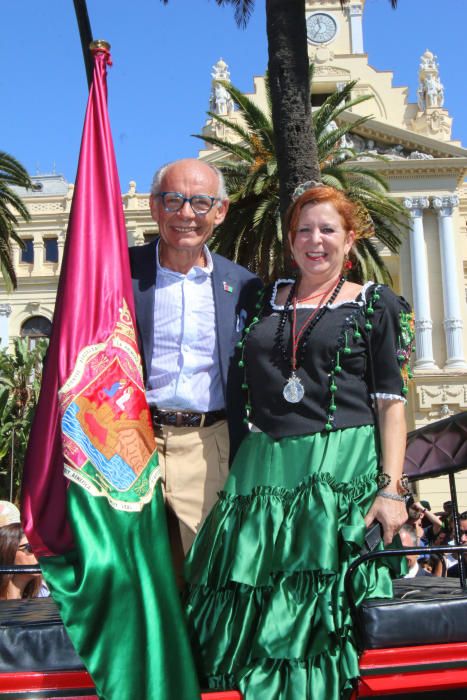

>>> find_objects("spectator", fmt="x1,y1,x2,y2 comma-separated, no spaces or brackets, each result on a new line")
399,524,432,577
411,500,443,545
447,510,467,578
0,523,43,599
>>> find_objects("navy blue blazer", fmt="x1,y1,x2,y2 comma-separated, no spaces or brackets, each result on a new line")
129,240,262,461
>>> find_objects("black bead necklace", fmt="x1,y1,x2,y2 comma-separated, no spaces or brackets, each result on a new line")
276,276,345,403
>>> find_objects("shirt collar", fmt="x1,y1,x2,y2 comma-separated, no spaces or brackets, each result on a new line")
156,240,213,278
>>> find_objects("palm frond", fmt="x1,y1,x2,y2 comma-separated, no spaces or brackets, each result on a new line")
202,70,408,283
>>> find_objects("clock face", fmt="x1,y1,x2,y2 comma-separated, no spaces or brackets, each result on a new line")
306,13,337,45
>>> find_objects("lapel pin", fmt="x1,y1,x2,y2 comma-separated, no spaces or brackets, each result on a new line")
223,281,233,293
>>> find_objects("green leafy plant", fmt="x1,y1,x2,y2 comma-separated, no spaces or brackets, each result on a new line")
0,337,48,503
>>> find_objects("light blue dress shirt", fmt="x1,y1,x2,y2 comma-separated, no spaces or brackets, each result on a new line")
146,242,224,412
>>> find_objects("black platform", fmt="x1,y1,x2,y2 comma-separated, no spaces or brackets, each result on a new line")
356,576,467,649
0,598,84,673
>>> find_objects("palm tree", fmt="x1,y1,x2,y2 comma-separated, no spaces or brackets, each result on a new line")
196,75,408,283
0,152,33,290
159,0,398,229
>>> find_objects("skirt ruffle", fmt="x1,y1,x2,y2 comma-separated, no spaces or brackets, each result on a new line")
184,428,397,700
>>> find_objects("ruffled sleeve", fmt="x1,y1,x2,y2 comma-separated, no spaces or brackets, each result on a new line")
364,285,415,402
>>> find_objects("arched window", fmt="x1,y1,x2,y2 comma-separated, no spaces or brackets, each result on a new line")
21,315,52,348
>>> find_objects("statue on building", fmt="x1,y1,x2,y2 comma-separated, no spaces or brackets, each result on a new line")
417,50,444,111
411,48,451,141
209,58,234,116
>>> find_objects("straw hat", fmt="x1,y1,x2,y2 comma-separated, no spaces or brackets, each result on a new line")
0,501,21,528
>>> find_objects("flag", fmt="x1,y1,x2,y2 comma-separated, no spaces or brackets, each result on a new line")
21,42,199,700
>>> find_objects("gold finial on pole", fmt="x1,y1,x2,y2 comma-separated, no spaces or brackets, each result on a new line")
90,40,111,52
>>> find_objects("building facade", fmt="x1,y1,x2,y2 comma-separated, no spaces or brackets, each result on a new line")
1,0,466,507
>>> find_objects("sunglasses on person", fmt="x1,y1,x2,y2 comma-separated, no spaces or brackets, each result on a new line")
17,542,34,554
155,191,221,215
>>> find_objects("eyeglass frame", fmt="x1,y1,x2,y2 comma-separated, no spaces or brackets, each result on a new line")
154,191,222,215
17,542,34,554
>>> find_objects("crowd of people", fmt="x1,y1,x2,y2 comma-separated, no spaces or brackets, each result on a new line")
3,159,466,699
400,499,467,578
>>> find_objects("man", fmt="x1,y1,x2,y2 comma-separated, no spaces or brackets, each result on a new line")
399,524,432,578
130,159,261,568
447,510,467,578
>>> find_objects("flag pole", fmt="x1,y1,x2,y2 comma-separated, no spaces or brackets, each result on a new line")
73,0,94,89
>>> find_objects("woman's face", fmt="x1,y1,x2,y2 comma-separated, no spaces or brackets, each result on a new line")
14,536,38,567
289,201,355,283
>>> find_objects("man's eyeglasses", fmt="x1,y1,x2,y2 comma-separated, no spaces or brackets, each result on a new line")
17,542,34,554
155,191,221,215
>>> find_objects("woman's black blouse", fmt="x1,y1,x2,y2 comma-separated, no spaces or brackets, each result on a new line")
243,281,414,439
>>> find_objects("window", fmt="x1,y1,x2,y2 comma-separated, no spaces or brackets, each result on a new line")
143,232,158,244
44,237,58,263
311,92,333,108
21,316,52,349
21,239,34,264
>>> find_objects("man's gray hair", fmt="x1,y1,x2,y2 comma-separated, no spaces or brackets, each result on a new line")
399,524,418,547
150,160,228,200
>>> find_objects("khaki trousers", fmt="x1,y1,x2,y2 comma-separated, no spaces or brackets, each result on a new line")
154,420,230,557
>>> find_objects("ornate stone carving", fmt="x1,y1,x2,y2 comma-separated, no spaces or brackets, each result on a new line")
0,304,12,318
411,50,452,140
340,136,434,162
408,151,434,160
414,319,433,332
347,3,363,18
444,318,463,332
209,58,234,116
312,64,346,76
403,197,430,217
431,195,459,217
416,383,467,411
417,50,444,111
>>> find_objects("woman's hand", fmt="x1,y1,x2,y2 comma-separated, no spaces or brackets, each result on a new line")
364,495,407,545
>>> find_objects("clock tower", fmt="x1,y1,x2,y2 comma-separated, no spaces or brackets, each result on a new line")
306,0,365,62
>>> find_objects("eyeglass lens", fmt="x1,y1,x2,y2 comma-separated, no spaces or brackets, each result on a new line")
160,192,216,214
18,543,33,553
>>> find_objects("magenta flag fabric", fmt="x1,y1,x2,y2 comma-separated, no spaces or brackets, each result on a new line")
21,46,135,556
21,45,200,700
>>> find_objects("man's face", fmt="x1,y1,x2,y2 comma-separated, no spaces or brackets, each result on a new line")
460,519,467,545
150,160,229,258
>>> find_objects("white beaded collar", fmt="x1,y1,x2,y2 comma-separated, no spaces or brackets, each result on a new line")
270,279,375,310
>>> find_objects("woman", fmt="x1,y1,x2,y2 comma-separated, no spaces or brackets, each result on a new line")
0,523,42,599
184,186,414,699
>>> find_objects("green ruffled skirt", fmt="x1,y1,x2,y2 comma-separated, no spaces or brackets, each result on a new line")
184,426,395,700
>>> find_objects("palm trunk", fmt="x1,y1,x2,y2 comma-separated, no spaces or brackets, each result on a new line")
266,0,320,228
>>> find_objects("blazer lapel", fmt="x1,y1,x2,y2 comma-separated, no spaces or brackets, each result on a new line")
133,241,157,381
212,255,239,393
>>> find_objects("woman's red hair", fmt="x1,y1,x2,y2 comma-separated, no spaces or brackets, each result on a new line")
286,186,361,245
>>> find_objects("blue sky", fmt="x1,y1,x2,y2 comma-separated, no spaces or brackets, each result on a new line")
1,0,465,193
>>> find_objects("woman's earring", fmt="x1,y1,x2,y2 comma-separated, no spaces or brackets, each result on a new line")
343,254,353,271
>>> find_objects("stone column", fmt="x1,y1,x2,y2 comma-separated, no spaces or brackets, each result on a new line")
0,304,12,349
33,238,44,274
403,197,437,369
347,3,364,54
431,195,466,369
57,231,66,269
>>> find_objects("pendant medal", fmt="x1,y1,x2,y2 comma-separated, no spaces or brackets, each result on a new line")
283,373,305,403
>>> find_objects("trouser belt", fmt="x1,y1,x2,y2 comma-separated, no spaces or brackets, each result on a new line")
150,407,226,429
